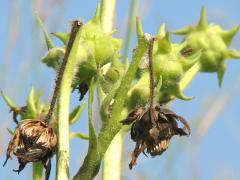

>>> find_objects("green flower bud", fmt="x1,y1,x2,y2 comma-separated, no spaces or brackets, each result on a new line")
127,73,150,108
78,5,122,66
154,55,183,88
173,7,240,86
153,33,199,98
42,47,65,69
104,67,120,83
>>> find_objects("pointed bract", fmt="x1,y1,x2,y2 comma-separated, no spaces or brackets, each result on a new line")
136,17,143,40
52,32,69,45
217,63,226,87
157,33,171,53
172,26,193,35
227,49,240,59
157,24,166,38
197,7,207,30
221,25,240,46
171,85,193,101
35,12,55,49
26,87,37,118
92,3,101,25
1,91,17,109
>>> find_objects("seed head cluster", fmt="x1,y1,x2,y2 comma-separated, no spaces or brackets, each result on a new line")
121,105,190,169
3,119,57,180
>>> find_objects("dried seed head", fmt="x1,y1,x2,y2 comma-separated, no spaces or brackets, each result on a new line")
121,105,190,169
3,119,57,179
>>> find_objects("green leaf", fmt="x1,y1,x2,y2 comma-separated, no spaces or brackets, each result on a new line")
69,101,86,125
35,12,55,49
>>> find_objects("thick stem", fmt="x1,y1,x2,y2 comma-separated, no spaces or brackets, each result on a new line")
56,21,82,180
32,162,43,180
102,130,123,180
100,0,122,179
100,0,116,32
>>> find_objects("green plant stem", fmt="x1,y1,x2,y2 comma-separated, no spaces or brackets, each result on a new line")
103,130,124,180
56,21,82,180
102,1,137,178
98,37,147,159
100,0,121,179
122,0,137,64
74,24,147,179
73,79,100,180
100,0,116,32
100,0,123,179
32,162,43,180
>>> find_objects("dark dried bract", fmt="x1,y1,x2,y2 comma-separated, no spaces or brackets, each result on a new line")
121,105,191,169
9,106,27,124
77,82,89,101
3,119,57,180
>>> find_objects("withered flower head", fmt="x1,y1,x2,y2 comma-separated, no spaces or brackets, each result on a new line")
3,119,57,180
121,105,191,169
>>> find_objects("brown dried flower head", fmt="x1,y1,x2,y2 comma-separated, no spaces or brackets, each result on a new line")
121,105,191,169
3,119,57,180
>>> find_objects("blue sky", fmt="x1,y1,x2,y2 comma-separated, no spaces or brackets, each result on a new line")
0,0,240,179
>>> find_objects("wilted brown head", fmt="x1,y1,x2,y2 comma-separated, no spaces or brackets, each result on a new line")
121,105,191,169
3,119,57,180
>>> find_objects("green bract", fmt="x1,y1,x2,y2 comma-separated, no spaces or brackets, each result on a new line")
129,29,200,102
173,7,240,86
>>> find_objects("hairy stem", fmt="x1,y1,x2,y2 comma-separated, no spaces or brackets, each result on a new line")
45,21,82,123
56,20,82,180
148,37,156,126
148,38,155,109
